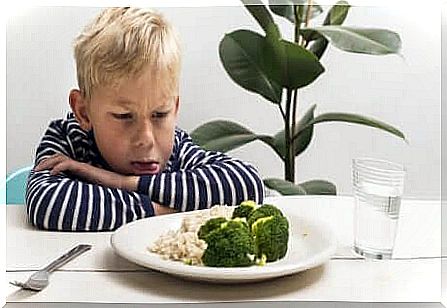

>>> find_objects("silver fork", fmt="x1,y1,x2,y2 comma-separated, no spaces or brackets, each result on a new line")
10,244,92,291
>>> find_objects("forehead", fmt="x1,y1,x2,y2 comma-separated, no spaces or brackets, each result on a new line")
120,68,176,96
94,69,177,106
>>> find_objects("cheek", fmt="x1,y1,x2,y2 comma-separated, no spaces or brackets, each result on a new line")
155,126,176,157
94,123,128,155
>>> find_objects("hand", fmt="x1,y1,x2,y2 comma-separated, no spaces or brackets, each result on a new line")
34,153,138,191
152,202,177,216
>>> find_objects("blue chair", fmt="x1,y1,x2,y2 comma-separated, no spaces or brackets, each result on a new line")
5,166,33,205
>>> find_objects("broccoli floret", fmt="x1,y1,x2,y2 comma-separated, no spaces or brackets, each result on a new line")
256,254,267,266
225,217,249,230
232,200,257,219
197,217,227,240
247,204,284,228
202,218,255,267
252,215,289,262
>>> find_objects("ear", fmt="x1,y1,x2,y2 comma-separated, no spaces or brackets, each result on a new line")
173,96,180,116
69,89,92,131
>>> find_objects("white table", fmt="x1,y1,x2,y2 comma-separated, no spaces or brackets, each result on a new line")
5,196,444,304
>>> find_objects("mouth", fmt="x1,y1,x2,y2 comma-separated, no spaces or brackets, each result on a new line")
131,161,160,175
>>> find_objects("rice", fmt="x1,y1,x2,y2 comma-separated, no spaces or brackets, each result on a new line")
149,205,234,265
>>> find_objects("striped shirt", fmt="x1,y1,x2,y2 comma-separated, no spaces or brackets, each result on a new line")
26,113,265,232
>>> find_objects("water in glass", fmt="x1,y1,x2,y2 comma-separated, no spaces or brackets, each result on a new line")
354,181,401,259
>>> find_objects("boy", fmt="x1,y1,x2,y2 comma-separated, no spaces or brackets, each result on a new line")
26,7,264,232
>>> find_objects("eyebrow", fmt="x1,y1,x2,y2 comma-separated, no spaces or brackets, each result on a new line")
114,97,175,109
115,97,136,106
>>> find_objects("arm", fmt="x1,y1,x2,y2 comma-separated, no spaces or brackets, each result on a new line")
137,129,265,212
26,120,155,231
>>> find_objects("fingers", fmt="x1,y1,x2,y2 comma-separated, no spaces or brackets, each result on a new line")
33,154,121,188
34,153,76,176
153,202,177,216
34,154,68,172
50,160,73,175
161,208,177,215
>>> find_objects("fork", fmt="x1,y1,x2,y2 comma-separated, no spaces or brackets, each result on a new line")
10,244,92,291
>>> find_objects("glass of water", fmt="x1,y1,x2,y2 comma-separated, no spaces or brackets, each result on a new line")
352,158,406,260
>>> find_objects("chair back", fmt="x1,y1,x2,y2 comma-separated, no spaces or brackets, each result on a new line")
5,166,33,205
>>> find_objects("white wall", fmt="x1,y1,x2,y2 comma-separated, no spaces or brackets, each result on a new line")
6,5,441,200
444,4,447,202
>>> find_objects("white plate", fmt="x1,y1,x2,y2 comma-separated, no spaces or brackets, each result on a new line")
110,208,337,283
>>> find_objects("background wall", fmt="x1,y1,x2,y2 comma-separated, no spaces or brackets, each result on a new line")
6,5,441,199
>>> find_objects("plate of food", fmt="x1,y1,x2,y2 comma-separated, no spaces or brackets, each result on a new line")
110,201,337,283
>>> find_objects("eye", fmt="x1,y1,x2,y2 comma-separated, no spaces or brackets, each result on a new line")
112,113,133,120
152,112,169,119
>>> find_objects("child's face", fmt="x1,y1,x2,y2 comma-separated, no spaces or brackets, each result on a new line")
76,69,179,175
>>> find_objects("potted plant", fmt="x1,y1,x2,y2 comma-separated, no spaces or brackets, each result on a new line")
191,0,406,195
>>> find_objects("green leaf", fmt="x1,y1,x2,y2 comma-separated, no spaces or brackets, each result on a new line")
242,0,281,38
264,178,307,195
261,32,325,90
274,104,316,159
324,0,350,25
308,37,329,59
268,1,296,24
219,30,283,104
309,37,329,59
301,1,350,42
311,26,402,55
190,120,282,156
299,180,336,195
295,112,407,141
265,178,337,195
219,30,324,101
308,1,350,59
268,0,323,24
272,131,286,160
301,29,324,42
280,40,325,89
294,104,317,156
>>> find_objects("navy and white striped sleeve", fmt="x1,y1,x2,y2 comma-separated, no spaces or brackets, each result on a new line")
25,120,155,231
137,129,265,212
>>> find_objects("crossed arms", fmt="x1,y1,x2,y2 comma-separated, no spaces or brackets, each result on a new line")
26,119,264,231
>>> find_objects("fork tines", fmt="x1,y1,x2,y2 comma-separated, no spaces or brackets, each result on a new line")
9,281,36,291
9,281,24,288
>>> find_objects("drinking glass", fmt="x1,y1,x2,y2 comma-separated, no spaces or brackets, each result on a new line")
352,158,405,260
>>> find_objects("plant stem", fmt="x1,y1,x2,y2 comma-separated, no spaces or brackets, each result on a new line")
291,88,298,158
286,2,313,184
285,5,305,184
303,0,314,47
294,5,301,45
305,0,314,27
279,103,286,122
295,5,304,45
284,89,294,182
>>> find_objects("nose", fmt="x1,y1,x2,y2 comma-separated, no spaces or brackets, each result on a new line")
133,119,155,149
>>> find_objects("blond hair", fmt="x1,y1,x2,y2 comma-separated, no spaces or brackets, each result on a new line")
73,7,181,100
